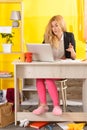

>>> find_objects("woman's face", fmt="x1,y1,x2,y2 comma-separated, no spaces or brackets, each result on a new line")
51,20,62,36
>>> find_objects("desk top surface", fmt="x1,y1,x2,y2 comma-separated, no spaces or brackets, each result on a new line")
13,59,87,65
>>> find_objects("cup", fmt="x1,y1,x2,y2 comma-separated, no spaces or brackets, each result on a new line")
25,52,32,62
20,53,26,62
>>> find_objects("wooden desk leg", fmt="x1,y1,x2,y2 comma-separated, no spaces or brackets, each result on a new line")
83,78,87,112
15,78,20,125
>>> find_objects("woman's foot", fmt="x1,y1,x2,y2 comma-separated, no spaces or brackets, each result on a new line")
52,106,62,116
32,105,49,115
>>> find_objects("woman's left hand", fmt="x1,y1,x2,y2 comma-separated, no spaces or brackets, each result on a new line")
66,43,74,53
66,43,76,59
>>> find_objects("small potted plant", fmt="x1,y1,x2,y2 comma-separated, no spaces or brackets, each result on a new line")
0,32,14,53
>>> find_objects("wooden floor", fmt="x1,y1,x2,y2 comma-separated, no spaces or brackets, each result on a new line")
2,125,87,130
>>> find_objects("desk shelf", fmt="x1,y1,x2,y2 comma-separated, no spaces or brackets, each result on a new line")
21,99,38,106
21,79,37,105
22,86,36,91
17,112,87,122
21,79,53,106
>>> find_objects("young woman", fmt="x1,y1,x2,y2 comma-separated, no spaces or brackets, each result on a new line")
33,15,76,115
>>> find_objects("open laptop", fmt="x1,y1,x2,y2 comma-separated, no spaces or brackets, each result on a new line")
26,43,54,62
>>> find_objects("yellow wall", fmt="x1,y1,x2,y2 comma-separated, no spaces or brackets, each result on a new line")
0,0,86,89
23,0,86,59
0,0,86,56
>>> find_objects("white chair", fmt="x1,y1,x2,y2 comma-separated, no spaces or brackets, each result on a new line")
55,79,68,112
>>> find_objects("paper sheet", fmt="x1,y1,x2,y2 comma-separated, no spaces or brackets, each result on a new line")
57,122,74,130
0,26,12,33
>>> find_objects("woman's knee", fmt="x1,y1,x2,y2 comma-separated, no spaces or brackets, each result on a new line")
36,79,45,84
45,79,55,84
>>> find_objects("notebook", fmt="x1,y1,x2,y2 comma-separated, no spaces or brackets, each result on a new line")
29,121,49,128
26,43,54,62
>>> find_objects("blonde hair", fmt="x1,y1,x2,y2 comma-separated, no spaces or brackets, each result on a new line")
44,15,67,48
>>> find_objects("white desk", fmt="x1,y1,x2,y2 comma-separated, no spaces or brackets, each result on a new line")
13,59,87,125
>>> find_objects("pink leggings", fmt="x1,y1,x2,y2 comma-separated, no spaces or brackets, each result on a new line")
36,79,59,106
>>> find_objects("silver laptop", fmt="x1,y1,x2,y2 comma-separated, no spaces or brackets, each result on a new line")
26,43,54,62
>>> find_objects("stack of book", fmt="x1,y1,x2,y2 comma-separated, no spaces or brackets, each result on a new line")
0,71,13,78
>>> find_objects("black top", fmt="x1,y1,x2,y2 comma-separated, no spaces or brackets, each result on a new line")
63,32,76,58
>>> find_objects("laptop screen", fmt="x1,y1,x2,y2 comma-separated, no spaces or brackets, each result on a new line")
26,43,54,62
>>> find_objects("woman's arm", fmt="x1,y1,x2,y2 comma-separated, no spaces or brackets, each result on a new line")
66,43,76,59
65,32,76,60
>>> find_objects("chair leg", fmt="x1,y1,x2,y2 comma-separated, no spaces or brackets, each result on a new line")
64,85,67,109
60,80,67,112
61,82,66,112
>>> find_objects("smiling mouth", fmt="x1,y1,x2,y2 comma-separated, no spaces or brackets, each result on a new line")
54,32,57,35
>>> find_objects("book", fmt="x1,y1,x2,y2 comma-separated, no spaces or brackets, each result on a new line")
29,121,49,129
0,71,13,78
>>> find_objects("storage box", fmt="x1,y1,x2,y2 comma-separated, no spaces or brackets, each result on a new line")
0,102,14,127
